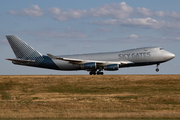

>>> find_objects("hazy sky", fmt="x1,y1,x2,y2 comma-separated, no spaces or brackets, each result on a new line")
1,0,179,75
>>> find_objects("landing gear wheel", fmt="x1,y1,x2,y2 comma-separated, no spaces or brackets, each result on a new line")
97,71,104,75
89,71,96,75
156,64,160,72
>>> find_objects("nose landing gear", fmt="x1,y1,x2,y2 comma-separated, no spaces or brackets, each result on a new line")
156,64,159,72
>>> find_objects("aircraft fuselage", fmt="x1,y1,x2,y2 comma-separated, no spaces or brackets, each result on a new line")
6,35,175,74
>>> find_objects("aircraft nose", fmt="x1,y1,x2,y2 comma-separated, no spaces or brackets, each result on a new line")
165,52,175,61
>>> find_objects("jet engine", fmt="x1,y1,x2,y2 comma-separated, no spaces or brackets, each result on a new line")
104,64,119,71
80,62,96,70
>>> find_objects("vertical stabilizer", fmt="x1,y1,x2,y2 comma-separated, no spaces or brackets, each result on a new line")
6,35,42,59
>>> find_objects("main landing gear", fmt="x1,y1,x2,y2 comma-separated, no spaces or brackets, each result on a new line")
89,70,104,75
89,71,96,75
156,64,159,72
97,71,104,75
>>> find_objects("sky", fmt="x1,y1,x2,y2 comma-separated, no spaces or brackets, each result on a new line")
0,0,179,75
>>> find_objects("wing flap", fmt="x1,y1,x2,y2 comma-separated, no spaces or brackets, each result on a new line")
120,61,134,65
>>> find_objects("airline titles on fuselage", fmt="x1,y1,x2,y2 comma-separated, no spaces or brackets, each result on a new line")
118,52,151,59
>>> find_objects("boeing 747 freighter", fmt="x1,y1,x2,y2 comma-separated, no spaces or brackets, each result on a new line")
6,35,175,75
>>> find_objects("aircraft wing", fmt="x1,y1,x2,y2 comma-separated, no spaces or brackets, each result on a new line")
47,54,83,63
47,54,133,66
6,58,35,63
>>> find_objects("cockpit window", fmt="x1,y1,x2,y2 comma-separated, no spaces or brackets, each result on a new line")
160,48,164,50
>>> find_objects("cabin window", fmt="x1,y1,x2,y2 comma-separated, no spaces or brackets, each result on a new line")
160,48,164,50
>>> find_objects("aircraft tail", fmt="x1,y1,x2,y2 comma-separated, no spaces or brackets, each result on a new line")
6,35,59,69
6,35,42,59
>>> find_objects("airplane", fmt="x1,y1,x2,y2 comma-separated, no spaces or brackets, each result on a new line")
6,35,175,75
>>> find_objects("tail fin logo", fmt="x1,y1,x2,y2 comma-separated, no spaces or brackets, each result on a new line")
6,35,44,65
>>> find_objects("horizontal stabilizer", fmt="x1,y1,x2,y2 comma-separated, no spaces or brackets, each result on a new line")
6,58,35,63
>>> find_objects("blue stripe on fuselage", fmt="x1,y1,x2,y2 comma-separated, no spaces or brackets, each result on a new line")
37,55,60,70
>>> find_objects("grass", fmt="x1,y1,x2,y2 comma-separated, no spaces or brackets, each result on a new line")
1,118,179,120
0,75,180,119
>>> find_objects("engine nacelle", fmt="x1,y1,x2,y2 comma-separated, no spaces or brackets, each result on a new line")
104,64,119,71
80,62,96,70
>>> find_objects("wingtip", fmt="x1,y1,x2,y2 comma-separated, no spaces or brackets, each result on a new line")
47,53,56,59
46,53,52,57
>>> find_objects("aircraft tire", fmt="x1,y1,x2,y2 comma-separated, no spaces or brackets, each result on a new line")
97,71,103,75
90,71,96,75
